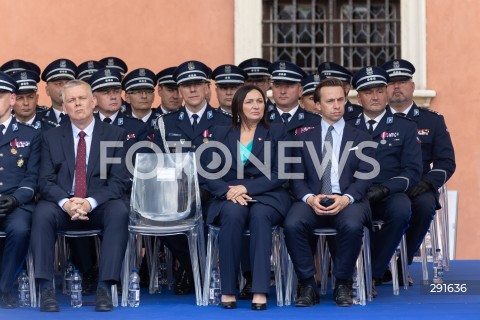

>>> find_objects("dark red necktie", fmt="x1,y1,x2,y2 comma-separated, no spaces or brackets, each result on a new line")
74,131,87,198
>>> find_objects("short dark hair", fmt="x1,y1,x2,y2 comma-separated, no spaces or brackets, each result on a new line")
313,78,346,103
231,85,269,129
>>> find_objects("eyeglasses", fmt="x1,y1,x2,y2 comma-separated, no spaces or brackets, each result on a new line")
127,89,155,95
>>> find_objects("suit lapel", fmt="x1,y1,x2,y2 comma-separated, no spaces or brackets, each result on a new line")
250,124,268,160
372,109,394,139
227,127,240,166
195,106,213,137
86,120,102,184
177,108,196,140
61,123,75,182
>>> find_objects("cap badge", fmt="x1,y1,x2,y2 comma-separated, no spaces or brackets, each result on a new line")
60,60,67,68
224,65,231,73
139,69,146,76
314,74,320,82
88,61,94,68
393,60,400,69
105,69,111,76
279,62,286,70
13,61,19,68
188,62,195,71
20,72,28,80
252,59,258,67
108,58,114,66
324,62,331,69
366,67,373,76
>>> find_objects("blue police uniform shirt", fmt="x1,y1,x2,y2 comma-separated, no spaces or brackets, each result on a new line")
267,104,321,136
391,103,456,192
347,107,423,194
123,108,162,141
0,117,41,210
154,103,231,153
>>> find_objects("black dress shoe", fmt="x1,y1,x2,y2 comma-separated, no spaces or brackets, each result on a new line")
382,261,413,287
333,283,353,307
251,302,267,310
295,285,320,307
0,292,18,309
238,280,252,300
95,287,113,312
40,288,59,312
174,268,193,295
221,301,237,309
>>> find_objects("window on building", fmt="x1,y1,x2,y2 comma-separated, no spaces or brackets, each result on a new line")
262,0,401,73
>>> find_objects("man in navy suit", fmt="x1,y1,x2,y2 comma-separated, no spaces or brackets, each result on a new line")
0,72,41,309
382,59,456,284
347,66,423,295
284,78,375,307
31,80,129,312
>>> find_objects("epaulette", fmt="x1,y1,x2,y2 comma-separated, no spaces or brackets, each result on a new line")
36,105,49,111
41,116,60,127
394,113,415,121
214,108,233,117
17,121,38,130
123,114,144,122
419,107,442,116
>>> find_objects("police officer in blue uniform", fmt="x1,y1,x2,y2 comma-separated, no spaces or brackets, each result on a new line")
155,66,182,114
239,58,275,111
11,70,44,129
318,61,363,120
25,61,49,112
267,60,321,136
122,68,161,141
299,73,322,113
0,72,41,308
100,56,130,113
40,59,77,130
155,60,231,295
211,64,248,115
76,60,105,82
382,59,456,284
0,59,32,76
347,66,423,295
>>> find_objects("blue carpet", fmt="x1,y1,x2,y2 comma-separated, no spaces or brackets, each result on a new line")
1,260,479,320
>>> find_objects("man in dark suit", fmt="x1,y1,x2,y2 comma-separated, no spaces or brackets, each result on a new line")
40,59,78,130
347,66,423,295
31,80,129,312
154,60,231,295
382,59,456,284
267,61,321,137
284,78,375,307
0,72,41,309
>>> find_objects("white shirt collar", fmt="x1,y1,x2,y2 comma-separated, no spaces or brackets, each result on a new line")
132,111,152,123
53,108,65,123
71,118,95,138
321,117,345,137
0,116,12,134
98,111,119,123
363,109,387,125
277,105,300,121
185,102,207,122
390,102,414,116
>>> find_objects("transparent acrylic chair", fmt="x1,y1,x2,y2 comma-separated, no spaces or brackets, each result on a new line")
202,225,284,306
0,232,37,307
284,227,368,306
121,152,206,306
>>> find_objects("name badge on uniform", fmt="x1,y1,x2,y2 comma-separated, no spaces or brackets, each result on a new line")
355,119,361,126
414,109,420,117
118,118,124,126
386,117,393,124
207,110,213,119
269,113,275,120
298,112,304,120
179,112,185,120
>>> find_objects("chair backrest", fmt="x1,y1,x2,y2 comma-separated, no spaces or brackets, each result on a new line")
130,152,201,226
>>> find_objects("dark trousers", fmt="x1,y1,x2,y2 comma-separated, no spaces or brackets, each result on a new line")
31,200,129,283
406,191,436,264
0,207,31,293
284,200,370,281
214,202,283,295
370,193,412,278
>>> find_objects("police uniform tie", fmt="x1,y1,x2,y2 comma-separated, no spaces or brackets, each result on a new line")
320,125,334,195
74,131,87,198
281,113,291,124
103,117,112,124
59,113,66,124
367,119,376,135
191,114,199,131
0,124,4,141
